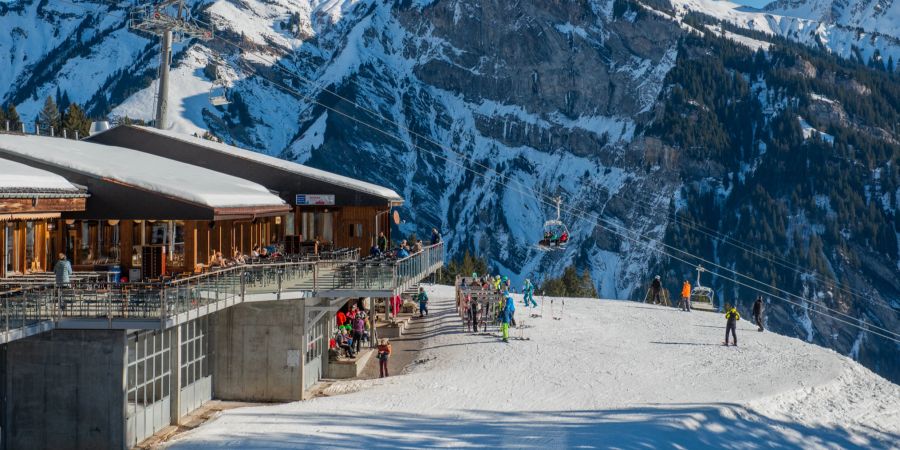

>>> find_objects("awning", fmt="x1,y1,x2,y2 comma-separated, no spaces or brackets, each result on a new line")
0,212,61,221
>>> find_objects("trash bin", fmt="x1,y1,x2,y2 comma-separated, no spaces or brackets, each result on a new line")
109,265,122,284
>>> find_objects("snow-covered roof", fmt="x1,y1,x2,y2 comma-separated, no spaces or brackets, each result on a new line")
0,134,287,209
0,156,83,194
130,126,404,204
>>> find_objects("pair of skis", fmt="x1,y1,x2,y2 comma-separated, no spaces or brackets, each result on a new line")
550,297,565,321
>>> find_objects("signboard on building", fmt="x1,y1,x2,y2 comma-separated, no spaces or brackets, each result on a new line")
295,194,335,206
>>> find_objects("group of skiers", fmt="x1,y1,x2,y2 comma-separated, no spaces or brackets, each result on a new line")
648,274,766,346
458,274,540,342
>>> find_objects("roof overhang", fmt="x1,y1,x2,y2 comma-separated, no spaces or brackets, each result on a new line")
212,204,292,221
0,212,62,221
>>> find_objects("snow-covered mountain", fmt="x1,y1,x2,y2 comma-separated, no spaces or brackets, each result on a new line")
1,0,898,383
165,287,900,449
667,0,900,67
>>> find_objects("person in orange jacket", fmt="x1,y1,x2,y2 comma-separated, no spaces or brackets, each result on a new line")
680,280,692,312
377,338,392,378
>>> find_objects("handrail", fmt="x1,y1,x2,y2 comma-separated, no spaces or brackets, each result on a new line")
0,243,443,343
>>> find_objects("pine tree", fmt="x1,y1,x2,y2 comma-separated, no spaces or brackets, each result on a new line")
38,96,61,132
889,56,895,74
62,103,90,138
6,104,21,131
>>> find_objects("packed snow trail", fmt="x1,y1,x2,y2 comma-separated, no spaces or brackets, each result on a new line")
168,286,900,449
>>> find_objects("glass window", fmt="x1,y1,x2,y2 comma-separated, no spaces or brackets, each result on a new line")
5,223,16,274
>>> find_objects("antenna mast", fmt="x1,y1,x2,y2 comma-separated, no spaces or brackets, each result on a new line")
130,1,213,129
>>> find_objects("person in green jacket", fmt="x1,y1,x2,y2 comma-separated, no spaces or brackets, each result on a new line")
417,287,429,317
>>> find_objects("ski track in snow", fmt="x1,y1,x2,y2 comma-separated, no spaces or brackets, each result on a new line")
167,285,900,449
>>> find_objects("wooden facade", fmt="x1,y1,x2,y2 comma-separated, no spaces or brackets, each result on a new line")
0,196,87,277
32,217,283,279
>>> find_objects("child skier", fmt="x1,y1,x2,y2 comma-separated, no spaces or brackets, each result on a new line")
523,279,537,308
500,292,515,343
377,338,392,378
417,287,429,317
724,303,740,346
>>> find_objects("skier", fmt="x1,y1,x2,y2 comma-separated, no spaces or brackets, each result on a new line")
493,275,502,292
377,338,392,378
502,275,511,292
680,280,692,312
417,287,429,317
752,296,764,332
724,303,740,346
500,291,515,342
522,279,537,308
649,275,662,304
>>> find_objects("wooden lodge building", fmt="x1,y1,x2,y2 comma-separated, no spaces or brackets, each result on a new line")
0,157,88,277
0,133,289,280
86,125,403,256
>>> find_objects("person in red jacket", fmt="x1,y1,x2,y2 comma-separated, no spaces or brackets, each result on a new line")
336,310,347,328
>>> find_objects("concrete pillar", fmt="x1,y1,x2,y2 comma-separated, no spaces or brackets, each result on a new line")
210,300,305,402
0,330,127,450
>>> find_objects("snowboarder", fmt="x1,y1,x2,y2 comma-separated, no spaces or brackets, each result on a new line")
500,291,515,342
377,338,392,377
724,303,740,346
752,296,764,332
417,287,429,317
522,279,537,308
680,280,692,312
649,275,662,304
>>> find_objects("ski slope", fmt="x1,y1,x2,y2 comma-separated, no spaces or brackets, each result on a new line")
167,285,900,449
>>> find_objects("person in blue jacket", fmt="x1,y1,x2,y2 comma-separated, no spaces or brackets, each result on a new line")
500,291,515,342
522,279,537,307
417,287,429,317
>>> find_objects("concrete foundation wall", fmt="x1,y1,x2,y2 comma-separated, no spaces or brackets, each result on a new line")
210,301,305,402
1,329,126,450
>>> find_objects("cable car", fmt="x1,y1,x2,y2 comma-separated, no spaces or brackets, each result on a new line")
537,197,570,251
690,265,716,311
209,68,230,106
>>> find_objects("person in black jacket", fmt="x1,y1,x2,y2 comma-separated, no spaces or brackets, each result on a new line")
648,275,662,304
752,296,764,332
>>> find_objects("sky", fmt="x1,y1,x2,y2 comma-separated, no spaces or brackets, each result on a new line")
730,0,772,8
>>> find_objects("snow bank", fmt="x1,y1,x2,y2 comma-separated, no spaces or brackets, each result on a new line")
0,157,81,191
167,285,900,449
0,134,286,209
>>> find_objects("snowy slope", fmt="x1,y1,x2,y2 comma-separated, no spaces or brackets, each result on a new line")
766,0,900,40
166,286,900,449
668,0,900,65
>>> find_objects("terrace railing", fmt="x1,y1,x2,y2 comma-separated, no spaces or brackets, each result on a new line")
0,243,443,343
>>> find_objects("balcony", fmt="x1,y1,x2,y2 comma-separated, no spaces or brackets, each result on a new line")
0,243,444,343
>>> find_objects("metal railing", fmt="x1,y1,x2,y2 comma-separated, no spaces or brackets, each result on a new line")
0,243,443,342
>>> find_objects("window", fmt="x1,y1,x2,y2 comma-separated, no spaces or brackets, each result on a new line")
180,318,209,388
126,330,171,411
301,212,333,243
5,223,16,274
348,223,363,238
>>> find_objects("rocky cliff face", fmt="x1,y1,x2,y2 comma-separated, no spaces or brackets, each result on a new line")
1,0,897,381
